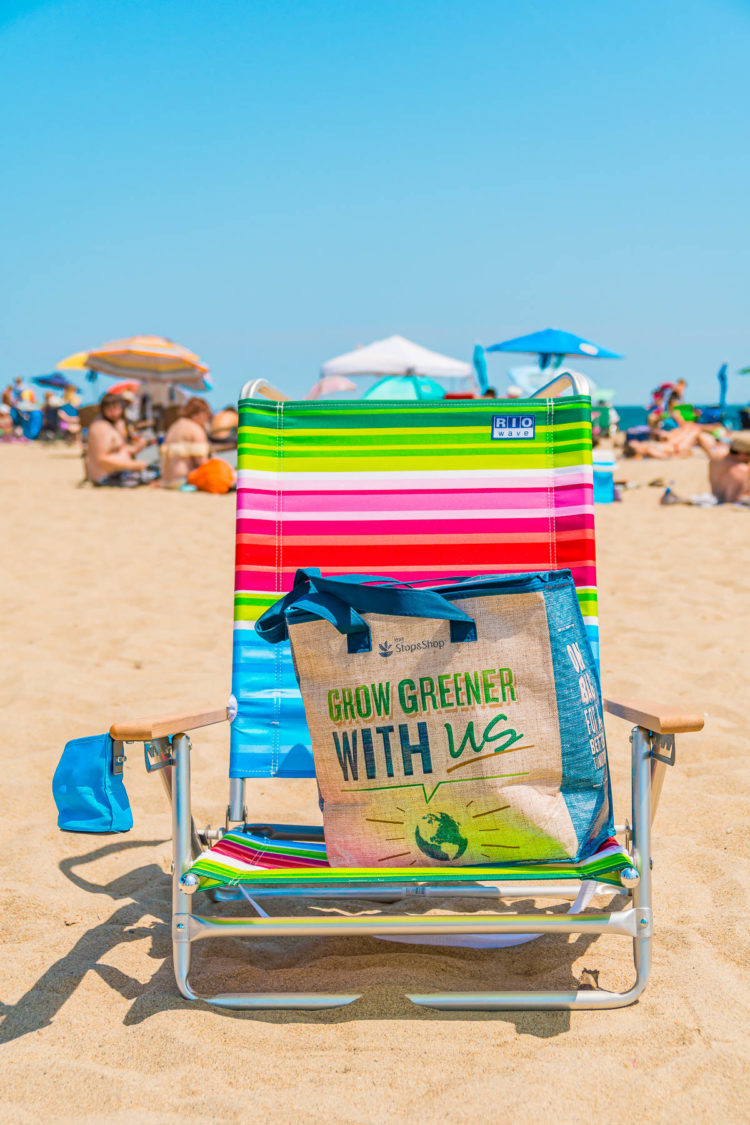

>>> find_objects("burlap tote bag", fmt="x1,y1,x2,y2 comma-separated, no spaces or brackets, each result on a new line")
257,568,613,869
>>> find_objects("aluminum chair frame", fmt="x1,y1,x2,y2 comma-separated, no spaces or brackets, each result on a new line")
110,374,703,1011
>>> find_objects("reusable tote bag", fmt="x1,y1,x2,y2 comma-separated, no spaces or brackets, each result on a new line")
257,568,613,869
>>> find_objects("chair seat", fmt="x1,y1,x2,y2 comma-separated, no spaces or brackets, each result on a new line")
188,827,634,890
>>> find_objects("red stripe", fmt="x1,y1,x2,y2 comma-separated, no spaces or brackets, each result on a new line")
235,541,597,568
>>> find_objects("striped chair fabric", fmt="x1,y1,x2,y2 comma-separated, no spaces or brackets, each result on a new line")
230,395,597,780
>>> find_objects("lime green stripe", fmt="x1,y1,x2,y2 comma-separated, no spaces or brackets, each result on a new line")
191,851,632,891
238,397,593,431
238,418,590,442
238,452,592,473
236,589,600,625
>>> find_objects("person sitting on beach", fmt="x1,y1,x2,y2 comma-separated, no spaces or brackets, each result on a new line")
209,405,239,447
697,431,750,503
9,376,31,407
0,403,13,438
41,392,63,439
85,394,156,485
58,386,81,442
160,396,212,487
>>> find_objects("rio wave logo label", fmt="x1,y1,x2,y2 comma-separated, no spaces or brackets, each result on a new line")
492,414,536,440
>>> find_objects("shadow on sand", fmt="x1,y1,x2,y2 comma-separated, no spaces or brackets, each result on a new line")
0,839,619,1042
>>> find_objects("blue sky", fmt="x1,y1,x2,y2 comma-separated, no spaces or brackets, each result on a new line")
1,0,749,404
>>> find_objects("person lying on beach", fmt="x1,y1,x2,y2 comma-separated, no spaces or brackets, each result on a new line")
697,431,750,502
623,421,702,459
160,396,212,487
85,394,157,485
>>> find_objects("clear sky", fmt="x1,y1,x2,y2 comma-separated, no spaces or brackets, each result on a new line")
1,0,749,404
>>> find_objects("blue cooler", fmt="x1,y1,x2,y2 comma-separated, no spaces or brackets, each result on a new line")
593,450,616,504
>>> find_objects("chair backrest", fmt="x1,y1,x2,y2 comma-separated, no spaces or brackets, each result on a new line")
230,393,596,779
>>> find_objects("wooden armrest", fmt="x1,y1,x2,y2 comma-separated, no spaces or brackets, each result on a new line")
603,696,704,734
110,706,228,741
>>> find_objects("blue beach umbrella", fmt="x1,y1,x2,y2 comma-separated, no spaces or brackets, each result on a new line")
717,363,728,411
363,374,446,401
472,344,488,393
487,328,623,370
32,372,80,391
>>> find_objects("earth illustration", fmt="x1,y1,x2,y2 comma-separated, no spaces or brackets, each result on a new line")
414,812,468,861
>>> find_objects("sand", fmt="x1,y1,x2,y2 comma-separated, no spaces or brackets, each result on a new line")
1,443,748,1124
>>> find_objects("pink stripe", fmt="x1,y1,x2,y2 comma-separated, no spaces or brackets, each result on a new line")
237,515,595,538
236,483,591,515
213,839,328,869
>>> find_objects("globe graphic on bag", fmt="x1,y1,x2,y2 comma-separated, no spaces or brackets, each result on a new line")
414,812,468,861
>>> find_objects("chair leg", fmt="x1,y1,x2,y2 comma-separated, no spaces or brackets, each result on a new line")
409,726,653,1012
170,733,360,1010
168,730,653,1012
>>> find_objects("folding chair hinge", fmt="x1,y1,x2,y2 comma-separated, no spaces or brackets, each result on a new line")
635,908,652,936
173,913,192,942
112,740,126,775
650,733,676,766
144,736,174,772
225,805,248,832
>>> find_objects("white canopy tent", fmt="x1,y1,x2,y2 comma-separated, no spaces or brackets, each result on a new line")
320,335,474,381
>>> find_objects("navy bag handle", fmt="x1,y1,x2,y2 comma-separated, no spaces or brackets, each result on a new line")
256,567,477,653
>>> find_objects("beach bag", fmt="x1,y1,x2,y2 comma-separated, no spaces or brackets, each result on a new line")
257,568,613,868
187,458,235,493
52,733,133,833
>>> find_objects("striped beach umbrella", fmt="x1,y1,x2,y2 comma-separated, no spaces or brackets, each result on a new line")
58,335,211,390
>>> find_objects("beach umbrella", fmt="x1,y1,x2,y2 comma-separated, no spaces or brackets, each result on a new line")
362,374,446,401
472,344,489,393
487,328,623,370
305,374,357,399
58,335,211,390
105,380,141,396
57,351,90,371
32,373,79,391
321,335,473,379
717,363,728,411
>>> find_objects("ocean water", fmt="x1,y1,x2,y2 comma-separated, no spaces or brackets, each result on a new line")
615,404,747,430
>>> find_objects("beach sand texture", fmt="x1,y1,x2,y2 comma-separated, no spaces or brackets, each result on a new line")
1,445,748,1124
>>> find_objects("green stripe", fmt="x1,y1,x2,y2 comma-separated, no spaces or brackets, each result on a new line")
237,452,593,474
238,418,590,442
190,849,632,891
238,397,593,432
235,588,599,624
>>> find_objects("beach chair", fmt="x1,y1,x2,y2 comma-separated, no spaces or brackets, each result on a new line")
109,372,703,1011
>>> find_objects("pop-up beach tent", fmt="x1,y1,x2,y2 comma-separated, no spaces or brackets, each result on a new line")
320,335,474,383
